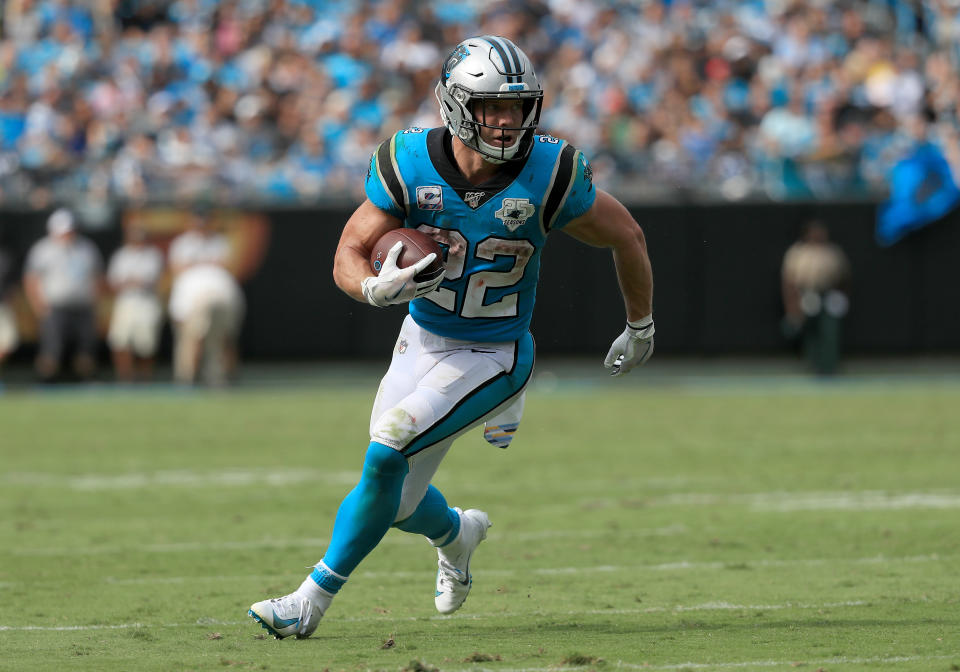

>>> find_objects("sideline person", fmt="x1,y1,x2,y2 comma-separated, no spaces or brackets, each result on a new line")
782,220,851,375
106,226,165,382
23,209,104,381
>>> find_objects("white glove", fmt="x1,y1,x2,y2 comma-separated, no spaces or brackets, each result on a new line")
361,240,443,307
604,315,655,376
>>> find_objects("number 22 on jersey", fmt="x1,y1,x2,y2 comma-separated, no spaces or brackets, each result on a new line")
416,224,534,319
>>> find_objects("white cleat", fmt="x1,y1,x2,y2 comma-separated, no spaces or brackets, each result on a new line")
434,508,491,615
248,591,327,640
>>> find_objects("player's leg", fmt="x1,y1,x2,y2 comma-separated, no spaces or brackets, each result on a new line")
392,388,527,523
374,332,529,543
248,440,409,639
249,320,533,636
392,442,456,539
319,441,409,576
248,317,426,639
382,332,533,614
306,318,446,579
390,446,491,615
391,397,527,615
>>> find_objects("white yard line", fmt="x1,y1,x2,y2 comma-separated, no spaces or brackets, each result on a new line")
750,491,960,511
0,469,361,490
10,538,334,556
0,470,705,492
7,468,959,513
646,490,960,511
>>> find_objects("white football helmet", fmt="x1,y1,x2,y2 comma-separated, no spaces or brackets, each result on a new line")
435,36,543,163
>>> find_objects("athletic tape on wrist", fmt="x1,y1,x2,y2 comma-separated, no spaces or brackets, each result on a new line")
626,315,654,338
627,314,653,329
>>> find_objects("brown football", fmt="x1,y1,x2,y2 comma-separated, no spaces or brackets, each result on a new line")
370,228,445,283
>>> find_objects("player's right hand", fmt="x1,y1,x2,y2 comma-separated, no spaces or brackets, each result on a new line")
361,241,442,307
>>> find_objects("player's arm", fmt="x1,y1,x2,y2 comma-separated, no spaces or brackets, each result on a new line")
563,189,655,375
339,136,442,306
334,200,402,303
333,200,440,306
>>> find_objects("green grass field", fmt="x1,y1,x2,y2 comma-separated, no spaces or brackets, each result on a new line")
1,362,959,671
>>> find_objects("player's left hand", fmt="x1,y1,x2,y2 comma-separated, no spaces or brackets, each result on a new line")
604,316,655,376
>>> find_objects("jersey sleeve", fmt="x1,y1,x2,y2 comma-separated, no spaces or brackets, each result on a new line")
550,148,596,231
364,134,407,219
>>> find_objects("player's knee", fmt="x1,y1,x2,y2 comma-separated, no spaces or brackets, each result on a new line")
361,441,409,481
370,406,424,448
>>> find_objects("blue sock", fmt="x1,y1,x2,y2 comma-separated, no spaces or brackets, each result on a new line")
393,485,460,545
319,442,409,580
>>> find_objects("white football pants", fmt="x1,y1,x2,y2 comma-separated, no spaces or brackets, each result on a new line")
370,315,532,520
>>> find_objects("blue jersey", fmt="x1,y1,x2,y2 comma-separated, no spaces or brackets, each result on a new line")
365,127,596,342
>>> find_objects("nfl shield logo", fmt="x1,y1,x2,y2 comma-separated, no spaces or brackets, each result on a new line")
397,338,408,354
464,191,485,209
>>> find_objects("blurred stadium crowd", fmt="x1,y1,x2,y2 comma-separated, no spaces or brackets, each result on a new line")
1,0,960,208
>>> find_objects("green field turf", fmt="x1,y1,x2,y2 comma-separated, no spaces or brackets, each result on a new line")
1,364,959,671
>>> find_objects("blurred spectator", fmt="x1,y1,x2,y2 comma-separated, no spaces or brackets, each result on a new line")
167,207,242,385
23,208,104,381
781,221,851,375
1,1,960,204
0,240,19,371
168,206,230,274
168,263,244,386
106,223,165,382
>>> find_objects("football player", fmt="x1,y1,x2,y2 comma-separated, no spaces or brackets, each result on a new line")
249,35,655,639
